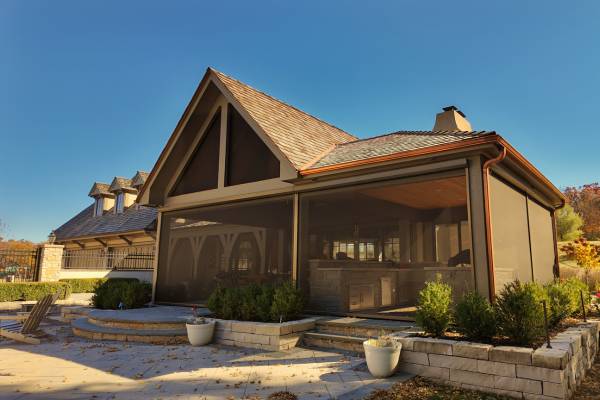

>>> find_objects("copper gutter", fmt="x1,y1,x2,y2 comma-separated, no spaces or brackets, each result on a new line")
482,145,507,299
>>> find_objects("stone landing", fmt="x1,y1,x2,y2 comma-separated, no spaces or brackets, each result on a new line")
71,306,196,344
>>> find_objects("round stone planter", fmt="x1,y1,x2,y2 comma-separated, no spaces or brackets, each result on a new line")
186,321,215,346
363,340,402,378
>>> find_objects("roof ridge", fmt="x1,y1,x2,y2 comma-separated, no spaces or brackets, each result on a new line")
209,67,357,140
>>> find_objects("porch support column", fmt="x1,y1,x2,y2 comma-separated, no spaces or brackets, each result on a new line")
292,193,299,284
466,156,491,300
150,212,162,303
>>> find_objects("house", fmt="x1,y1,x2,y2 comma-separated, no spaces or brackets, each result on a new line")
138,67,564,318
53,171,157,275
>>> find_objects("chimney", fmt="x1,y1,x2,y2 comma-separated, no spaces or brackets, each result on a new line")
433,106,472,132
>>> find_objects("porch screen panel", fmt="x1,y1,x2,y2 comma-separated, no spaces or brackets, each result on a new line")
298,173,474,316
170,110,221,196
527,198,555,284
155,196,293,304
489,175,532,291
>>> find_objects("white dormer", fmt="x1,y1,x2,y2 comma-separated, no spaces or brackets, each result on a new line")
88,182,115,217
108,177,138,214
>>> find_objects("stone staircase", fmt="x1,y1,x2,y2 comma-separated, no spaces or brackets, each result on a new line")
70,306,191,344
302,317,414,354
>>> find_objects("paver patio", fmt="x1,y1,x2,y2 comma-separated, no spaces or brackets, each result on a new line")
0,319,410,400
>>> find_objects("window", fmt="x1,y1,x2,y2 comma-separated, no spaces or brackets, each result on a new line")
93,198,104,217
170,110,221,196
383,236,401,263
332,240,355,259
226,105,280,186
358,240,376,261
115,193,124,213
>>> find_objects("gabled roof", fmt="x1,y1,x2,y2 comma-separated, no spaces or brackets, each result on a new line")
307,131,495,169
54,204,157,241
131,171,149,188
88,182,113,198
109,177,135,193
211,69,357,169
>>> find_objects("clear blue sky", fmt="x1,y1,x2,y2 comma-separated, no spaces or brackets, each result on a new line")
1,1,599,242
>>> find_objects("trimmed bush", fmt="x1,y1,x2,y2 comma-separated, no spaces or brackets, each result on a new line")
0,282,72,302
271,282,304,322
415,277,453,337
92,280,151,309
207,282,304,322
454,291,496,341
545,281,575,327
59,278,138,293
495,281,544,346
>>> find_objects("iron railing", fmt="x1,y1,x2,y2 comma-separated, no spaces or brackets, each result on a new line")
62,247,155,271
0,248,40,282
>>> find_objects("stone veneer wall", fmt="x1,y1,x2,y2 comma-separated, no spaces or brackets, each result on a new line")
213,318,316,351
38,244,65,282
392,321,599,400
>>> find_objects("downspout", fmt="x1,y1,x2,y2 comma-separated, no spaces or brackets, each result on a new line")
482,145,507,300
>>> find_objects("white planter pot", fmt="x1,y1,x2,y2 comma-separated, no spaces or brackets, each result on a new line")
363,340,402,378
186,321,215,346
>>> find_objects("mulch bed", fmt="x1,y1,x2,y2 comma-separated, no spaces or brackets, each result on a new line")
363,377,511,400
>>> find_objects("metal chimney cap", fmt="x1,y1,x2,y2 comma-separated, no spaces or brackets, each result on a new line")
442,105,466,118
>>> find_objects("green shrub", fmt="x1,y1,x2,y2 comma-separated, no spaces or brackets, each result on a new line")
207,286,226,317
0,281,71,302
92,280,151,309
270,282,304,322
256,285,275,322
562,277,591,317
59,278,138,293
454,291,496,341
207,282,303,322
415,277,453,337
495,281,544,346
544,281,574,327
220,287,242,320
239,284,261,321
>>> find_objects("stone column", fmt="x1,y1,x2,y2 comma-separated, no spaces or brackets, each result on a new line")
38,244,64,282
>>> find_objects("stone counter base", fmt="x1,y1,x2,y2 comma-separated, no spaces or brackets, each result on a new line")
213,318,316,351
391,320,599,400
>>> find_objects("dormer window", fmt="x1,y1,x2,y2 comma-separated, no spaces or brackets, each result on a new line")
115,192,125,214
93,198,104,217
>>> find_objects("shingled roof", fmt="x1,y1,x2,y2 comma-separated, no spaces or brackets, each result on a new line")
109,177,135,192
88,182,112,197
212,69,357,169
54,204,157,241
307,130,496,169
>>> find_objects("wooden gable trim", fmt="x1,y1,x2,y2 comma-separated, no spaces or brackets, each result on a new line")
138,69,298,206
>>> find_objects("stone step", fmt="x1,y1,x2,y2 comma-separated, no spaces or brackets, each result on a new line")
71,317,188,345
84,306,190,331
61,306,92,321
303,331,367,355
315,317,412,338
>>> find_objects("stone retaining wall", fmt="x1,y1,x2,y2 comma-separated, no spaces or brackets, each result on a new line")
213,318,316,351
392,320,599,400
